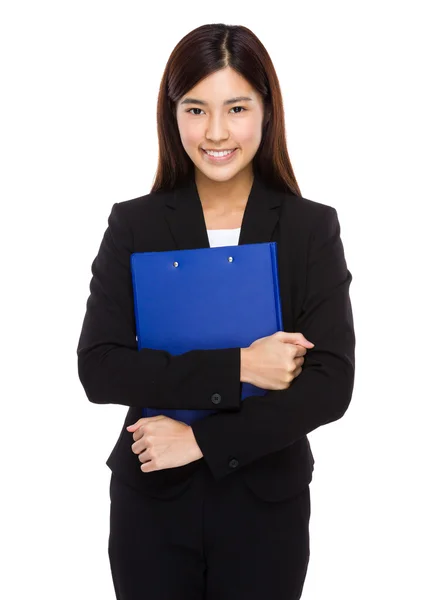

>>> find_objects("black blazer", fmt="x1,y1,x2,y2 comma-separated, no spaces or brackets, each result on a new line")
77,173,355,502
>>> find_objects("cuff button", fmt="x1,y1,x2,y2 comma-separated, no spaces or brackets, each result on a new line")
211,393,222,405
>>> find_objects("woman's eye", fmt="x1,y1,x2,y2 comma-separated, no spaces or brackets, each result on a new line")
187,106,246,115
231,106,246,114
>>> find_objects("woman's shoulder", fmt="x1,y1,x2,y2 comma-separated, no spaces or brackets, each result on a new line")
280,188,338,227
113,188,170,220
118,187,168,207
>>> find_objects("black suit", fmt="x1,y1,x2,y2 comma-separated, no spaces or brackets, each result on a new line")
77,172,355,503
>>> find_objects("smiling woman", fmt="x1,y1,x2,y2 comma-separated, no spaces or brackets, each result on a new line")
77,20,355,600
150,24,301,215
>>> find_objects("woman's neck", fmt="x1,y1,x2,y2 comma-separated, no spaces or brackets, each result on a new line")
195,169,254,214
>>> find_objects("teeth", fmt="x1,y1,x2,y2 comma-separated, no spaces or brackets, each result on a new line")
205,149,235,157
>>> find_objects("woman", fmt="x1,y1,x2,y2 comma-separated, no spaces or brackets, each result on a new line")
77,23,356,600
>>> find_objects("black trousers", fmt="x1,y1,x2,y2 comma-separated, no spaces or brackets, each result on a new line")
108,461,311,600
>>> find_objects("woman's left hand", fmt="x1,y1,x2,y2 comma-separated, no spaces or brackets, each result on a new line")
127,415,204,472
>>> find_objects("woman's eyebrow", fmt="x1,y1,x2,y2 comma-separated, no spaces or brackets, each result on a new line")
180,96,254,106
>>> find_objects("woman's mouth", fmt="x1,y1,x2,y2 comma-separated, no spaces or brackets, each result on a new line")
201,148,238,163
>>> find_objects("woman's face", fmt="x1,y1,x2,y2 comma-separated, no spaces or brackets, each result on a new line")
175,67,266,184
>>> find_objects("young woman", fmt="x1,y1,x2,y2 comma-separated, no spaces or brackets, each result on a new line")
77,23,356,600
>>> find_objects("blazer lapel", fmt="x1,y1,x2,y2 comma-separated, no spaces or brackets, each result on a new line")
164,172,283,250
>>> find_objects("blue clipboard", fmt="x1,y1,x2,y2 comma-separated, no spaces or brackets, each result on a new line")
130,242,283,424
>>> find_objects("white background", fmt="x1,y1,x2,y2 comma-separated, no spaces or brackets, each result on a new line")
1,1,435,598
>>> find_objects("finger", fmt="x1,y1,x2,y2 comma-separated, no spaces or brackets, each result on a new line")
131,437,146,454
293,345,308,357
126,418,146,432
138,448,152,464
276,331,315,347
126,415,167,432
132,425,147,442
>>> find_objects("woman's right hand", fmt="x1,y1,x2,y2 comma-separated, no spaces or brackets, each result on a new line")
240,331,315,390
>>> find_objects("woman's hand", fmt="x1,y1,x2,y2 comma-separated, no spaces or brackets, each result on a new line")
127,415,203,472
241,331,315,390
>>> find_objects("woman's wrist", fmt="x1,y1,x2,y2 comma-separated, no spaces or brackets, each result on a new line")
240,347,253,384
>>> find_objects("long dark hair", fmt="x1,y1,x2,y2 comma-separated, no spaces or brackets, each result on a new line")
150,23,301,197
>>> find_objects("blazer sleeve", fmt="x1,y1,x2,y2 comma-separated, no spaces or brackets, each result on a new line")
76,202,242,410
190,205,356,480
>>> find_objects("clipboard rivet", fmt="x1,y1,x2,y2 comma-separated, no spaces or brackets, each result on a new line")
228,257,233,262
173,261,179,267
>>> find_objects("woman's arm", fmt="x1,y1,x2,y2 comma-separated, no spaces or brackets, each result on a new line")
190,206,356,480
77,202,242,410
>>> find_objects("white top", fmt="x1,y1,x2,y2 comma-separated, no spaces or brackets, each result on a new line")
206,227,241,248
